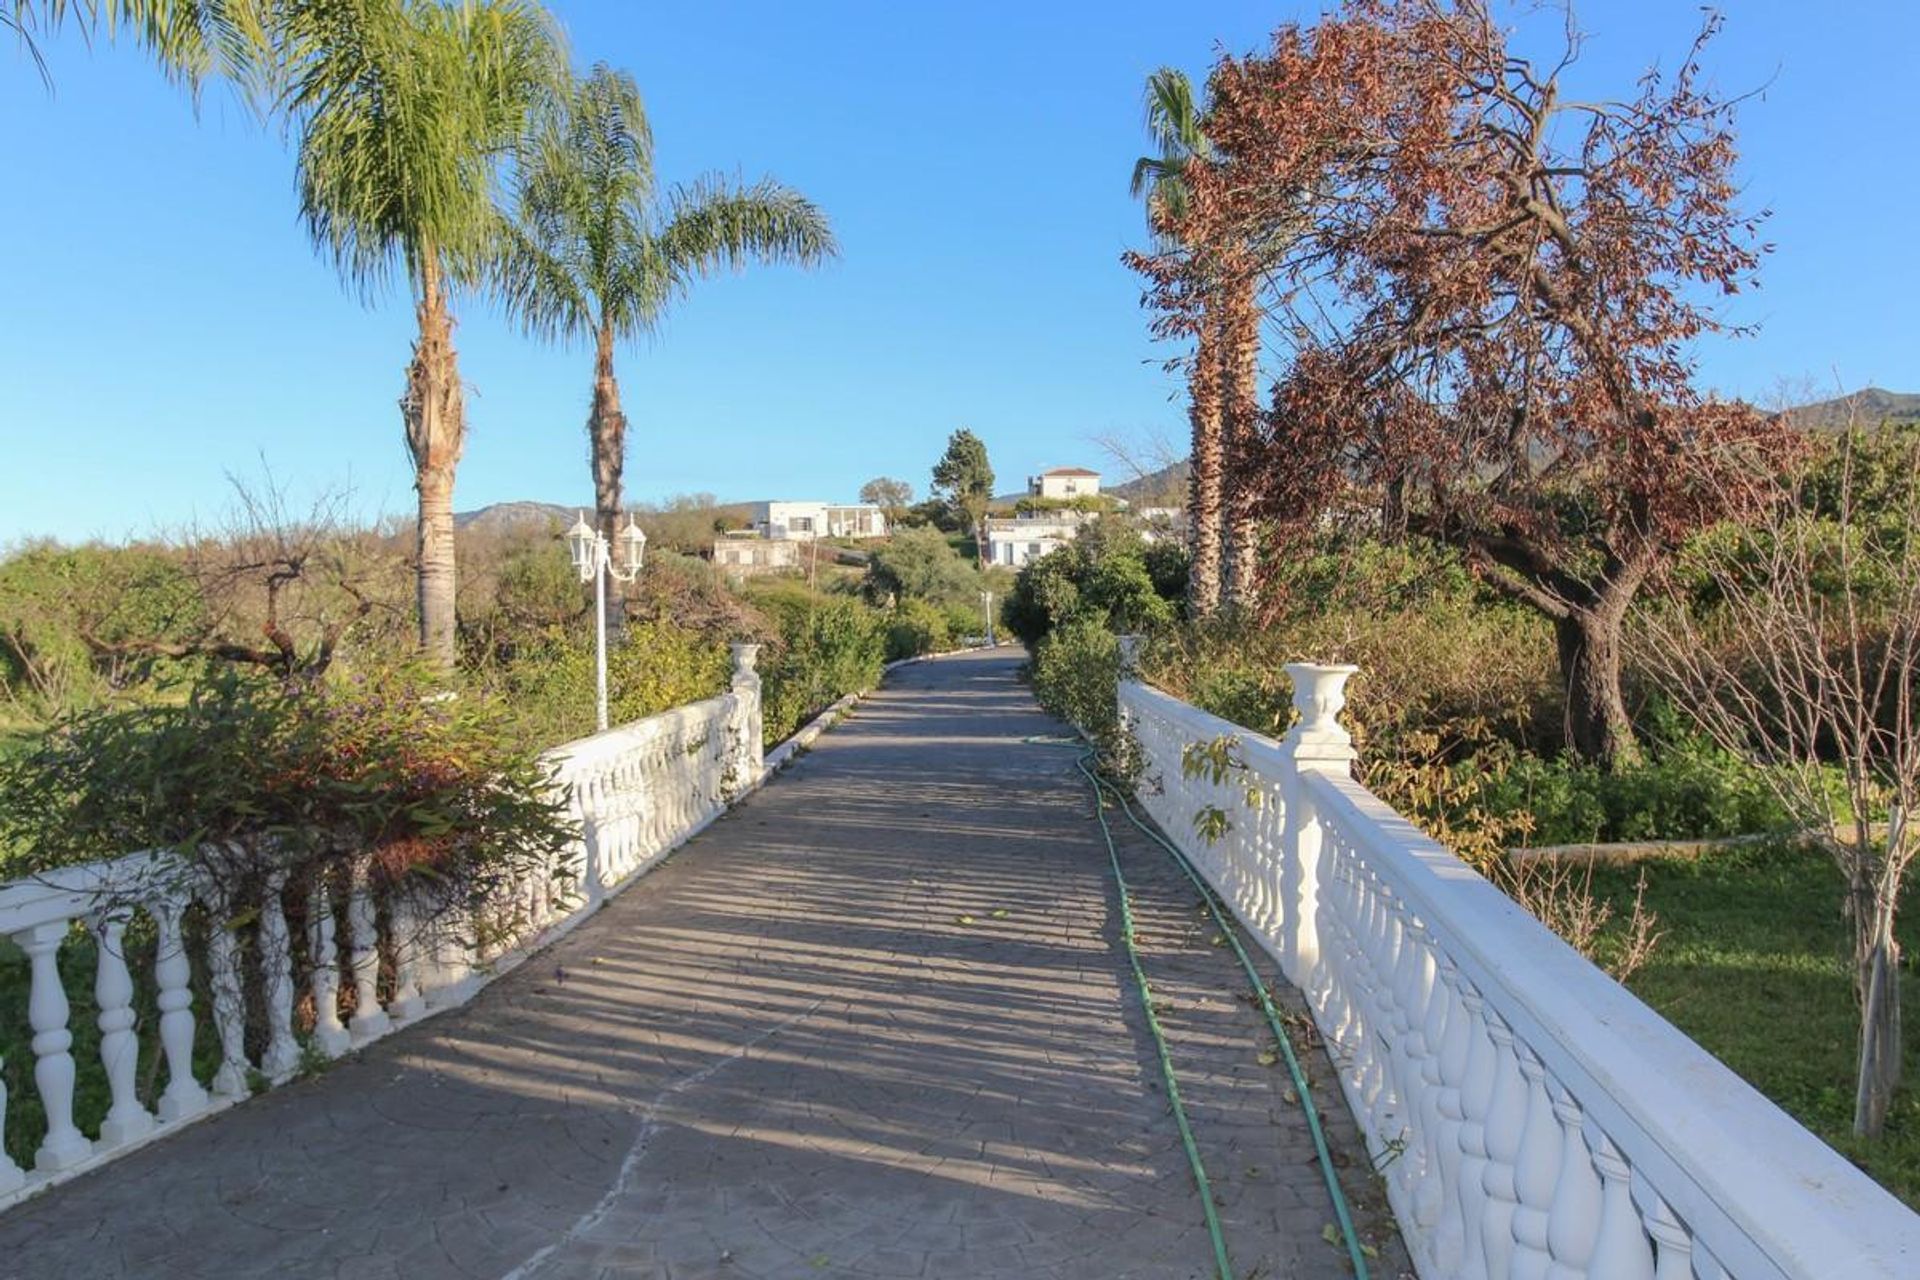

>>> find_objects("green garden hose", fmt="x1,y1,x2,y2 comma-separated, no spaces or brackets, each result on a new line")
1074,751,1235,1280
1065,744,1374,1280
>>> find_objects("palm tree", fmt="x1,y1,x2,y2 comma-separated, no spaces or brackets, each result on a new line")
494,63,836,621
1131,68,1226,617
280,0,564,670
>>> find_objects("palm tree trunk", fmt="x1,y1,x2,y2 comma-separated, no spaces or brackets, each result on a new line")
589,318,629,632
401,255,466,672
1221,271,1261,612
1188,312,1225,617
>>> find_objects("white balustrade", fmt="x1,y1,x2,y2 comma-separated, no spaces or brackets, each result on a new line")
0,650,769,1212
1118,660,1920,1280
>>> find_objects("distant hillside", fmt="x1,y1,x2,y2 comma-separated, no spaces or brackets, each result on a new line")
456,499,762,545
1110,460,1189,507
1781,388,1920,432
454,501,577,534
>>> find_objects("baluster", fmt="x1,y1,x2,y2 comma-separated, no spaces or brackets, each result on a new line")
1544,1084,1602,1280
1411,938,1453,1234
90,912,155,1148
1429,960,1473,1274
16,919,91,1170
1585,1135,1656,1280
257,871,300,1081
1329,861,1366,1072
0,1060,21,1193
423,899,477,1011
1306,845,1341,1028
306,874,351,1058
1390,909,1435,1210
151,893,209,1122
388,892,425,1022
1454,985,1495,1280
1642,1190,1693,1280
206,887,251,1100
1360,868,1399,1122
1510,1046,1563,1280
1481,1011,1526,1280
1327,846,1362,1046
347,855,391,1043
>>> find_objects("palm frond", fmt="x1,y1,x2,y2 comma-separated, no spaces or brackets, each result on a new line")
1131,65,1209,231
491,61,651,342
9,0,274,90
492,63,836,349
650,173,838,290
285,0,567,300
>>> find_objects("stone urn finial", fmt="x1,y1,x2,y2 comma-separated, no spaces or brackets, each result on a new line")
730,642,761,677
1116,634,1144,676
1281,662,1359,763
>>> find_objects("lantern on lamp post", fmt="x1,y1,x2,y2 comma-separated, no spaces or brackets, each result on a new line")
566,511,647,732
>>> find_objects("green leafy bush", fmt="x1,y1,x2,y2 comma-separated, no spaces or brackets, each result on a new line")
864,528,981,608
1029,617,1119,748
1004,528,1186,649
0,665,575,899
759,597,887,744
1474,737,1796,846
885,598,951,662
0,543,204,718
483,618,731,747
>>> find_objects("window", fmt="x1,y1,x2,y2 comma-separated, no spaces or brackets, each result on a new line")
790,516,814,533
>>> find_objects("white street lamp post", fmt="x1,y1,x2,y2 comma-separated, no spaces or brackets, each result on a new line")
566,511,647,733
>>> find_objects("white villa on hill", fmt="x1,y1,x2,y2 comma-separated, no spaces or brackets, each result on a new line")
985,514,1086,568
747,500,888,541
1028,467,1101,500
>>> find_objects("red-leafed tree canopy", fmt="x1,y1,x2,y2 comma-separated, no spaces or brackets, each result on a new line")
1134,0,1797,766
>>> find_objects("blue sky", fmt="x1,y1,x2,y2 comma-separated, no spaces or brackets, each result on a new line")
3,1,1916,545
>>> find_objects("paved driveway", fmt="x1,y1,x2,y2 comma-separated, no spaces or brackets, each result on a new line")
0,649,1403,1279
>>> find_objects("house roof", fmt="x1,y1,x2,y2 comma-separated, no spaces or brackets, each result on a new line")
1040,467,1100,477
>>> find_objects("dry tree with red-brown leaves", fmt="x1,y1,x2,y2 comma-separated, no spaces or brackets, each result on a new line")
1133,0,1798,766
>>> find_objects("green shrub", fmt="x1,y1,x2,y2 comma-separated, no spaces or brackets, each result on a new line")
0,543,204,719
483,618,731,747
0,664,574,894
1029,617,1119,748
1474,737,1795,846
885,598,951,662
1004,529,1185,650
942,601,981,641
760,597,887,744
864,527,981,608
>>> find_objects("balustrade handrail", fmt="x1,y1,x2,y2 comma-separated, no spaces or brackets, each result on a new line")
544,692,735,776
1118,671,1920,1280
0,647,769,1213
1304,767,1912,1280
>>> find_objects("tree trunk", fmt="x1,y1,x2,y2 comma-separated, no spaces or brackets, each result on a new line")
1220,271,1261,612
1187,313,1225,617
1552,600,1641,770
400,258,465,672
1851,876,1903,1138
589,319,629,633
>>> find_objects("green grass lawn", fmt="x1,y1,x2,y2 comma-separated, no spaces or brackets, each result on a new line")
1585,842,1920,1209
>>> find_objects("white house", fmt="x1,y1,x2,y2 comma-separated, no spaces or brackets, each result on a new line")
1028,467,1101,501
985,514,1086,568
712,533,800,578
748,500,889,541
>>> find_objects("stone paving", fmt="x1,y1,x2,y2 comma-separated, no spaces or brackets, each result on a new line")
0,649,1408,1280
